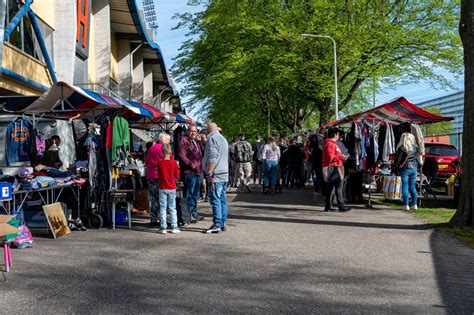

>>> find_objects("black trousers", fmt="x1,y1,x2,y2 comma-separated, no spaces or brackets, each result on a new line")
325,180,345,209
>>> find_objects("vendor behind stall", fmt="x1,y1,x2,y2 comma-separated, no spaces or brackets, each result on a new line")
43,135,63,168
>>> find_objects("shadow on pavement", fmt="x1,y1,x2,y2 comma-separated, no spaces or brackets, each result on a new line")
226,213,431,230
430,231,474,313
1,238,443,313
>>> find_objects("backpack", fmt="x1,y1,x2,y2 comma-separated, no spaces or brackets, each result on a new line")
235,141,252,163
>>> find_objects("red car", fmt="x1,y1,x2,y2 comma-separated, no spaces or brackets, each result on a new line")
423,142,461,183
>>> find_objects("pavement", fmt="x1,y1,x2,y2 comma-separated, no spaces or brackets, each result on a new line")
2,185,474,314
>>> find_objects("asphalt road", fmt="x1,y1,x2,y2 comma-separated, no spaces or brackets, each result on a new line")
2,187,474,314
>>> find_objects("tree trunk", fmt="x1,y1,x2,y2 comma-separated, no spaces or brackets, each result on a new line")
318,99,333,127
450,0,474,227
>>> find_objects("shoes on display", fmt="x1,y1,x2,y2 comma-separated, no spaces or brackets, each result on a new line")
204,225,221,234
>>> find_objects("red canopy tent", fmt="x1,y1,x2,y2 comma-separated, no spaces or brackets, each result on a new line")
321,97,454,129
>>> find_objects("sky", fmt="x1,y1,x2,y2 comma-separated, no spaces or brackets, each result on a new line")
154,1,464,120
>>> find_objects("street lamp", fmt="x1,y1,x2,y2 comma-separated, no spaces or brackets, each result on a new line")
301,33,339,120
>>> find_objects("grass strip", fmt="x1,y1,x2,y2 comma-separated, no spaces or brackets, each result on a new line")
372,198,474,248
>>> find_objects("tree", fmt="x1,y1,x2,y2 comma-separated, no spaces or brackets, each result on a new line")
173,0,462,134
450,0,473,228
424,107,455,135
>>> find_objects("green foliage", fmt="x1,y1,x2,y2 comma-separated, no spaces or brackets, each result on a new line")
424,106,455,135
173,0,462,134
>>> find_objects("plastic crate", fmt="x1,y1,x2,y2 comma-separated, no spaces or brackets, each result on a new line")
0,182,12,201
109,209,128,225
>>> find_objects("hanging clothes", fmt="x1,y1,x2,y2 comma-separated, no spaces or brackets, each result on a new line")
85,129,100,189
381,122,395,162
30,129,46,165
359,124,367,170
111,115,130,162
5,117,33,166
411,123,425,165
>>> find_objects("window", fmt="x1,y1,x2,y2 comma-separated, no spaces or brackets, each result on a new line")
426,145,459,156
5,0,54,65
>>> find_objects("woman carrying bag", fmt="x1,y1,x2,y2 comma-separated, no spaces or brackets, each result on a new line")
393,132,419,211
322,128,351,212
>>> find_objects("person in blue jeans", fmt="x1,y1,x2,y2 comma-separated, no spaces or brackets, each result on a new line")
203,122,229,234
157,144,181,234
394,132,419,211
261,137,281,194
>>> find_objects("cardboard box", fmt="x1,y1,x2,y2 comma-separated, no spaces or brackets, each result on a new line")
0,215,20,240
133,189,149,212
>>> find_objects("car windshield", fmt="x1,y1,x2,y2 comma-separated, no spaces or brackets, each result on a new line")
426,145,459,156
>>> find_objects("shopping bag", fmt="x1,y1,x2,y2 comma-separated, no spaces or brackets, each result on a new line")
383,175,401,200
382,176,392,199
390,176,402,200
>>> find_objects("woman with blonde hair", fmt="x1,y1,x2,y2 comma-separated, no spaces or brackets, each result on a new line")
261,136,281,194
394,132,419,210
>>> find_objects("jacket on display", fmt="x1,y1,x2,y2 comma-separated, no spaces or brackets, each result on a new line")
5,118,33,166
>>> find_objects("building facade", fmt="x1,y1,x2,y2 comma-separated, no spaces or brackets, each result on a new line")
0,0,179,113
417,91,464,133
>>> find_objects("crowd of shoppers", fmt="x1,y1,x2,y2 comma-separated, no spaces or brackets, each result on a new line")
143,121,423,235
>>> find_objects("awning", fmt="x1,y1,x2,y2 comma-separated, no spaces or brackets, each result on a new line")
322,97,454,129
0,82,122,119
167,112,193,124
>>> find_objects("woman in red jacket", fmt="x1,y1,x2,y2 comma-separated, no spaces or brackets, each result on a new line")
322,128,351,212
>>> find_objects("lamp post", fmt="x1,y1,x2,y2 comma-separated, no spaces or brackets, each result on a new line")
301,33,338,120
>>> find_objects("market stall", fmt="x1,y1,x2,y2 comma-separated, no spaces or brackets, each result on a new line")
321,97,454,207
0,81,197,232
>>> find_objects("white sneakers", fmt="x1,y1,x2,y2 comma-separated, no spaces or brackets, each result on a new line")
413,205,418,210
405,205,410,211
158,229,181,234
404,205,418,211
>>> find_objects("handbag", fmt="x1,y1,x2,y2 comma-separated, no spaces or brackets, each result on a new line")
322,166,342,184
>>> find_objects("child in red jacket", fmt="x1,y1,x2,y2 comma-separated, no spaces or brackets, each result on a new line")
157,144,181,234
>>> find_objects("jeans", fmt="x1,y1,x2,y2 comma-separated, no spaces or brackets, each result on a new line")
209,181,228,228
263,160,279,189
185,173,201,218
325,180,345,209
159,189,177,230
237,162,252,190
147,179,159,220
400,168,417,206
253,161,263,184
